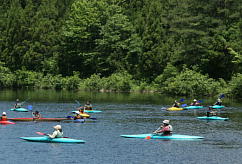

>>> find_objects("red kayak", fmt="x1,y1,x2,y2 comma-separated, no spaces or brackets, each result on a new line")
0,120,16,124
8,118,69,122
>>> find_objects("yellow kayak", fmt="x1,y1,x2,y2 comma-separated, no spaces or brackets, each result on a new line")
167,107,184,111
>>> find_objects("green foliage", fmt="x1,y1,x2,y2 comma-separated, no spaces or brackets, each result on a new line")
14,70,43,88
162,69,221,96
81,74,103,91
101,72,134,92
224,74,242,98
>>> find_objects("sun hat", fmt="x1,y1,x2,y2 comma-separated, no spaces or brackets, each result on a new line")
193,99,197,101
53,125,62,130
2,112,6,115
163,120,170,124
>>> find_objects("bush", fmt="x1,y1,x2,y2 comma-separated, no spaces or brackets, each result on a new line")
82,74,102,91
14,70,43,88
225,73,242,98
101,72,134,92
162,68,221,96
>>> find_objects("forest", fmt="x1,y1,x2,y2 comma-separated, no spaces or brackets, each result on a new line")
0,0,242,97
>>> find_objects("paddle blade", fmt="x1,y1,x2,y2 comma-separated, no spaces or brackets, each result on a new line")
145,136,151,139
197,100,203,103
179,98,185,102
27,105,33,110
181,104,187,107
36,132,46,136
219,94,225,99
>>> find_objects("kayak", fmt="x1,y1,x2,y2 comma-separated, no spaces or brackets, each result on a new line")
0,120,16,124
209,105,225,109
10,108,28,112
197,116,229,120
120,133,204,140
83,110,102,113
184,106,203,109
20,136,85,143
8,118,69,122
166,107,184,111
71,111,90,117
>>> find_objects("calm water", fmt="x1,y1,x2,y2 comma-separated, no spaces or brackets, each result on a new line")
0,90,242,164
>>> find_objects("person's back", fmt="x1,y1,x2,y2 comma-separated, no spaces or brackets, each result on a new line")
172,100,179,108
84,101,92,110
1,112,7,121
33,111,41,119
14,99,21,108
214,98,222,106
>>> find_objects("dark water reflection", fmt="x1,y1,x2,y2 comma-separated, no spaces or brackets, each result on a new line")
0,89,242,164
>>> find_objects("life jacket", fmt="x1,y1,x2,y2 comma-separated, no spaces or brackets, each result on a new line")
1,116,7,121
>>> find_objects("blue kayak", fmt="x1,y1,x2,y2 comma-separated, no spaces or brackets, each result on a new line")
197,116,229,120
10,108,28,112
20,136,85,143
184,106,203,109
120,134,204,140
209,105,225,109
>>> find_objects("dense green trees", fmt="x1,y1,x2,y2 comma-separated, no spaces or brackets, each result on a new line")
0,0,242,97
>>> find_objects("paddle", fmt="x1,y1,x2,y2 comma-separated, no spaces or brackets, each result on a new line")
219,94,225,99
181,104,187,107
20,98,30,105
75,100,81,106
27,105,33,111
36,132,69,138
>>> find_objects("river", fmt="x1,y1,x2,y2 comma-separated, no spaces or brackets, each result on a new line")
0,89,242,164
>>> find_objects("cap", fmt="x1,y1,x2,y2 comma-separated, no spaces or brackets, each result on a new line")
2,112,6,115
53,125,62,130
193,99,197,101
163,120,170,124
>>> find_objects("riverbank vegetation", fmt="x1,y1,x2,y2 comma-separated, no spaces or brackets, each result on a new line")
0,0,241,97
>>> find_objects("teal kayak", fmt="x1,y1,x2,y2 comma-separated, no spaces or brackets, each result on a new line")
20,136,85,143
120,134,204,140
184,106,203,109
209,105,225,109
197,116,229,120
10,108,28,112
72,110,102,113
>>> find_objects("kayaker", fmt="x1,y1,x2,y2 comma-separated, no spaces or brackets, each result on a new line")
0,112,7,121
172,100,180,108
73,112,84,120
48,125,63,138
84,101,93,110
14,99,22,108
78,107,90,118
153,120,173,136
206,107,217,117
214,98,222,106
190,99,200,106
32,111,41,119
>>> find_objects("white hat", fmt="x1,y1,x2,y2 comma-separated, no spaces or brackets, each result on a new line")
163,120,170,124
2,112,6,115
193,99,197,101
53,125,62,130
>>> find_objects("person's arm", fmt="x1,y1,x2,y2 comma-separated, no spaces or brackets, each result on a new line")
48,131,58,138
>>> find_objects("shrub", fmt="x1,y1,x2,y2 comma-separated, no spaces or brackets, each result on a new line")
162,68,221,96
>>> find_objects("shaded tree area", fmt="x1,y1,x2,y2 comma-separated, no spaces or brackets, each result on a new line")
0,0,242,97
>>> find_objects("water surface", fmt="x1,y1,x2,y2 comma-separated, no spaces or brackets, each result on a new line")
0,90,241,164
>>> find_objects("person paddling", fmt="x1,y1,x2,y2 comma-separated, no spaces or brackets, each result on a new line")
206,107,217,117
153,120,173,136
214,98,222,106
73,112,84,120
0,112,8,121
32,111,41,119
172,100,180,108
14,99,22,109
48,125,63,138
84,101,93,110
190,99,200,106
77,107,90,118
